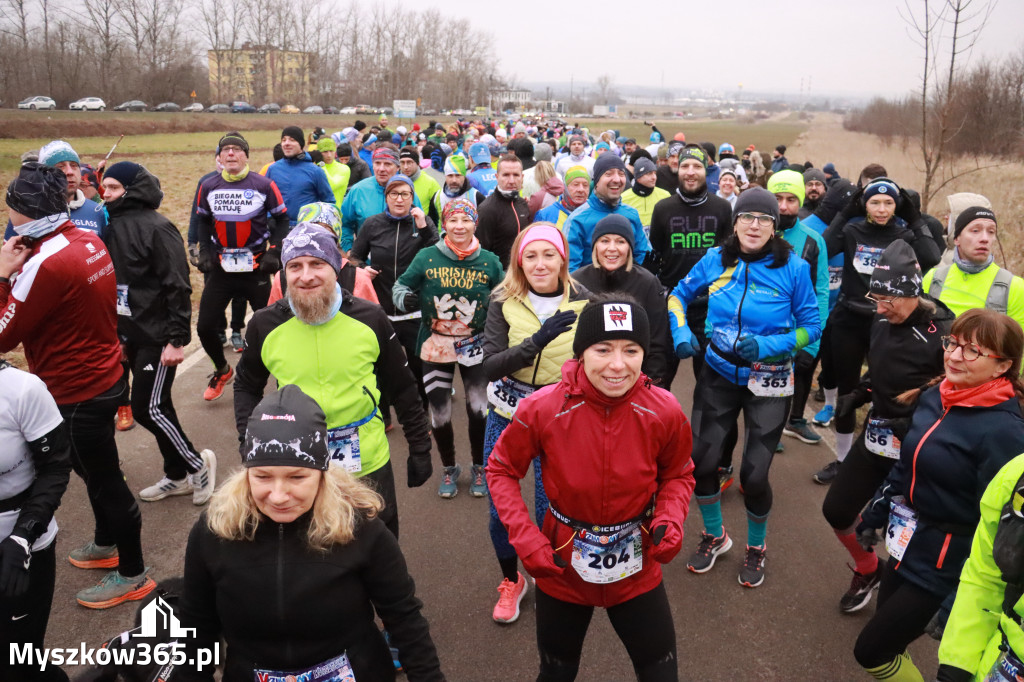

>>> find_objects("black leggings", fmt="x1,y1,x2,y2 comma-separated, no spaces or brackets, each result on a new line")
0,543,68,681
59,378,145,577
535,583,677,682
853,562,943,668
197,269,271,371
822,423,898,531
690,364,790,516
789,349,817,422
817,321,836,390
422,359,488,468
829,304,873,434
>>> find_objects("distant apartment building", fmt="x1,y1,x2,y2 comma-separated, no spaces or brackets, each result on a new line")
208,45,311,105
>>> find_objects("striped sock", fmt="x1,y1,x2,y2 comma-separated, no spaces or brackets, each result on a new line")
864,652,924,681
697,494,724,537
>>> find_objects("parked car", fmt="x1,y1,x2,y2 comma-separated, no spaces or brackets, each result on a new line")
18,96,56,110
354,104,375,114
231,101,256,113
69,97,106,111
152,102,181,112
281,104,300,114
206,103,231,113
339,106,357,115
302,105,323,115
258,102,281,114
324,106,339,115
183,102,204,112
114,100,147,112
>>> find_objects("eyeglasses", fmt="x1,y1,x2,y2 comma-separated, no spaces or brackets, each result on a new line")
864,293,898,308
941,336,1004,362
220,146,244,154
388,191,413,200
735,213,775,228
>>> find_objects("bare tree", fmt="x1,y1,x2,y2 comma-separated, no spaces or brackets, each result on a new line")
596,74,613,104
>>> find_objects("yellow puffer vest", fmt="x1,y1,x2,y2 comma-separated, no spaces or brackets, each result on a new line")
503,294,590,386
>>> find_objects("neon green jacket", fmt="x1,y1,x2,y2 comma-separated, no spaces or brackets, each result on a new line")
621,187,671,232
411,172,441,211
923,261,1024,329
322,160,351,207
939,453,1024,680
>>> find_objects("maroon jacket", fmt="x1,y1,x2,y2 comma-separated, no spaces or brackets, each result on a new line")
0,222,121,404
487,359,695,607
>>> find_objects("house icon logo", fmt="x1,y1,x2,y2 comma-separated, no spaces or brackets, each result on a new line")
132,596,196,639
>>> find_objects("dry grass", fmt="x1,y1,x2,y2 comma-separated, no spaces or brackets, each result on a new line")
789,113,1024,274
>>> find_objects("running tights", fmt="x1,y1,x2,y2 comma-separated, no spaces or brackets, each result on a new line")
422,360,487,468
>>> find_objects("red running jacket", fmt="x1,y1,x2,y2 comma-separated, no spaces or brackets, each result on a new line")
487,359,694,607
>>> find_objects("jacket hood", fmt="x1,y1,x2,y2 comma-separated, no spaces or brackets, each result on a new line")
560,357,647,409
105,166,163,213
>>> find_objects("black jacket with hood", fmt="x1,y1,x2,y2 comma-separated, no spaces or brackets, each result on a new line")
104,166,192,348
348,211,439,316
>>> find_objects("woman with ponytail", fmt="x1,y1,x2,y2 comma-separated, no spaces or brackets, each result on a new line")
852,308,1024,682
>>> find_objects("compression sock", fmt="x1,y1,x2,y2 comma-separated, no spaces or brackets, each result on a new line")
824,387,838,408
864,652,924,681
836,530,879,575
747,511,768,548
836,431,854,462
697,494,724,537
498,556,519,583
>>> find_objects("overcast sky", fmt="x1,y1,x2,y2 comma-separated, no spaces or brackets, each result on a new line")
420,0,1023,98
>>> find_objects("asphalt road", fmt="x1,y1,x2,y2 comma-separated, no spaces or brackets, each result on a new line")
44,346,940,681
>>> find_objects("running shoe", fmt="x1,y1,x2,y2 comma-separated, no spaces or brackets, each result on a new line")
783,418,822,444
718,466,734,492
203,365,234,401
231,331,244,353
738,545,767,587
68,541,119,570
140,477,191,502
115,405,135,431
840,565,882,614
470,465,487,497
190,449,217,506
686,531,733,573
813,460,841,485
813,385,825,403
76,569,156,609
493,572,528,623
812,404,835,427
438,464,461,499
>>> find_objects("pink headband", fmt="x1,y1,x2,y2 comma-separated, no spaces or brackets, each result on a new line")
517,224,566,265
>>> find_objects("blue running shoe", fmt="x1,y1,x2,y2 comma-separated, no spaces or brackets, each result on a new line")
812,404,835,427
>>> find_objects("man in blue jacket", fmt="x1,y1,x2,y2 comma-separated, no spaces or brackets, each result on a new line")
266,126,335,225
565,154,651,271
340,145,421,252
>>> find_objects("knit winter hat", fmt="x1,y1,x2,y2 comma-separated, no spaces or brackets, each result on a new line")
592,153,626,184
534,142,553,162
399,147,420,163
718,143,735,157
592,214,635,254
954,206,997,239
732,187,779,226
218,132,249,156
282,222,342,275
442,197,478,226
564,165,590,186
572,297,650,357
767,169,806,207
38,140,80,167
242,385,330,471
678,144,708,169
869,240,922,298
444,155,467,176
632,157,657,179
5,162,68,219
316,137,337,152
281,126,305,144
103,161,143,190
863,178,900,205
804,168,827,186
822,162,839,180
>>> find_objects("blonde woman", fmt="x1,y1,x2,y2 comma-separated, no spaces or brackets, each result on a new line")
178,385,444,682
480,223,591,623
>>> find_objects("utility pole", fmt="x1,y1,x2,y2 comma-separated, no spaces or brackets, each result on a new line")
569,75,573,115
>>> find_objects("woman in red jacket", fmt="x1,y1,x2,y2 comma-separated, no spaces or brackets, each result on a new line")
487,295,695,682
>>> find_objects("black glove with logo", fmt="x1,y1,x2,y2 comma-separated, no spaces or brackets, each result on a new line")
0,535,31,597
530,310,577,348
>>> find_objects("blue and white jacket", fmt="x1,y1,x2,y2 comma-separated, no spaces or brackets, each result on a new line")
565,194,651,271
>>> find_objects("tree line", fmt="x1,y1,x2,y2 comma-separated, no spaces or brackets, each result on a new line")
0,0,508,109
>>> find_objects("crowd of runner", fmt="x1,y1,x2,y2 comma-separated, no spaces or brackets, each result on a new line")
2,114,1024,681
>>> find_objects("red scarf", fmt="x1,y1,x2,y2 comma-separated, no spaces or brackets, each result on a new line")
444,235,479,260
939,376,1015,410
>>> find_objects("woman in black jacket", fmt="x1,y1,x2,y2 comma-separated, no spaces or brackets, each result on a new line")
571,214,672,386
179,385,444,682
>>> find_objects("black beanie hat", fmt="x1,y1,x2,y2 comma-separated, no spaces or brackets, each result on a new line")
732,187,780,226
103,161,142,190
218,131,249,156
243,385,330,471
869,240,922,298
678,144,708,169
572,297,650,357
700,141,717,163
954,206,997,239
592,153,626,184
592,214,635,254
282,126,305,144
5,162,68,219
399,147,420,163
